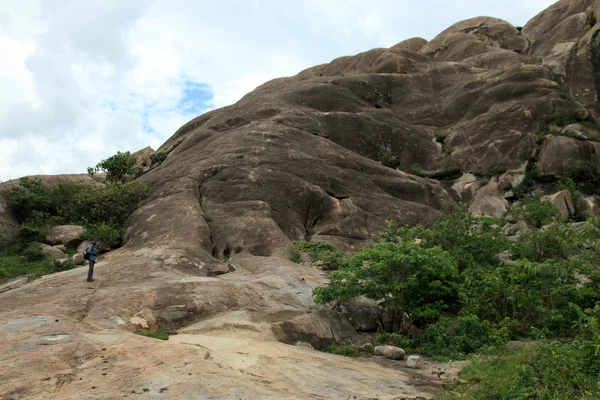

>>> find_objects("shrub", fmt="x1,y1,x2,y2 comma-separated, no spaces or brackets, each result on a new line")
88,151,136,184
379,146,400,169
513,223,577,262
506,193,560,228
325,343,359,357
314,240,459,330
565,155,600,184
290,241,342,270
81,223,121,249
154,151,168,164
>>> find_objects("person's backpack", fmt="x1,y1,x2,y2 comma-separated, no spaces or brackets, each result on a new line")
83,247,90,260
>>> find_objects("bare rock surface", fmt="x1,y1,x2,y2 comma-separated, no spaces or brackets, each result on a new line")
0,255,441,399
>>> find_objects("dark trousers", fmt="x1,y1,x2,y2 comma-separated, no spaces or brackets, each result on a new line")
87,259,95,280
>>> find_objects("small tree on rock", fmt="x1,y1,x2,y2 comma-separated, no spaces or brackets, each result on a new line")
88,151,136,184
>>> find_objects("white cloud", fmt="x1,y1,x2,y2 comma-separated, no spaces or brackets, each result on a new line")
0,0,557,181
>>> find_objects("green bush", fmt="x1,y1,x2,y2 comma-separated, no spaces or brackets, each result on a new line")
378,146,400,169
434,129,447,143
290,241,343,270
506,193,561,228
512,223,576,262
314,240,459,330
325,343,359,357
81,223,121,249
154,151,168,164
88,151,136,184
565,155,600,184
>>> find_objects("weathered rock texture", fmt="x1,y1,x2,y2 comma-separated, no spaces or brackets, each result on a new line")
3,1,600,398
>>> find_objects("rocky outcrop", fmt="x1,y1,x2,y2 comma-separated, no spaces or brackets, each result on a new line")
537,135,600,177
38,243,67,260
45,225,85,248
543,190,576,218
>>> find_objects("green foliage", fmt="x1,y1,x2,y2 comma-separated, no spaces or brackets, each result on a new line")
565,155,600,184
434,129,447,143
325,343,359,357
442,339,600,399
154,151,168,164
419,315,508,360
390,208,509,271
314,240,459,329
373,332,415,350
88,151,136,184
546,109,583,127
81,223,121,249
473,168,507,179
135,331,169,340
290,241,343,270
442,146,454,155
512,223,576,262
506,193,561,228
0,254,77,283
378,146,400,169
410,163,423,174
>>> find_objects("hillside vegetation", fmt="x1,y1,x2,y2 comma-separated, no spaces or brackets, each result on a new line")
304,199,600,398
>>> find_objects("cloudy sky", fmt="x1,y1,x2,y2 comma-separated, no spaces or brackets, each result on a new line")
0,0,556,181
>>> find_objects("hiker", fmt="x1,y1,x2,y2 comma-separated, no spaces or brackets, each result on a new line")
86,241,100,282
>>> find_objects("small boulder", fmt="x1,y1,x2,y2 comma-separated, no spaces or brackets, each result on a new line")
46,225,85,248
38,243,66,259
375,345,406,360
53,244,67,252
501,221,529,237
357,343,374,353
72,253,85,265
577,196,599,219
406,355,421,369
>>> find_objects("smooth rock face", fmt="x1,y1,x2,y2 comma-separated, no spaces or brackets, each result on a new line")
45,225,85,248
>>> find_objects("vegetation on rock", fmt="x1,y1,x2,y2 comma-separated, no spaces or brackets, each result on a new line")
0,159,148,282
311,206,600,398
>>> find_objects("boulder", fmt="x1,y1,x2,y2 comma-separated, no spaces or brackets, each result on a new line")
341,297,382,332
357,343,374,353
374,345,405,360
468,177,508,219
543,190,575,218
53,244,67,252
45,225,85,248
537,135,600,178
77,240,93,254
72,253,85,265
501,221,529,237
577,195,599,219
131,146,156,174
38,243,66,260
406,355,421,369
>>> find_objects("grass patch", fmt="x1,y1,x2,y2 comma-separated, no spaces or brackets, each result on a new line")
135,331,169,340
289,241,343,270
0,255,77,283
324,343,359,357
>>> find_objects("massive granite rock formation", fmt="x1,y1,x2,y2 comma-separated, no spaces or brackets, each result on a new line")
3,1,600,398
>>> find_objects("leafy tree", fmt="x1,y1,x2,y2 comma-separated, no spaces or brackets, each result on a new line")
314,240,458,330
88,151,136,183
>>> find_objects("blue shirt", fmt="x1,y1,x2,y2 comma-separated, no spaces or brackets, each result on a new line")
88,245,99,261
